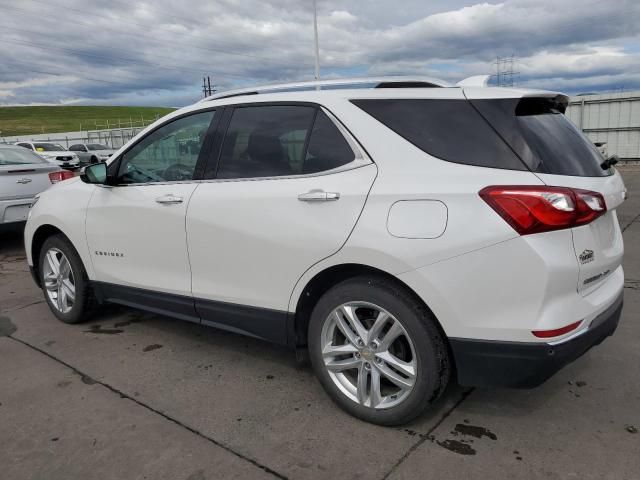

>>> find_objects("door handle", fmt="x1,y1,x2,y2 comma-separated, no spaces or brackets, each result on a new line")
155,194,184,204
298,190,340,202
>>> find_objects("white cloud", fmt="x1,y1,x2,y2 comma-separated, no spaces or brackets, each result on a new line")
0,0,639,106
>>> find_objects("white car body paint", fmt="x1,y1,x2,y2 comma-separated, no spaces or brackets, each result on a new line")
24,81,625,351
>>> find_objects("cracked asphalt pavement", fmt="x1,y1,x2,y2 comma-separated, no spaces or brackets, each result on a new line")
1,168,639,480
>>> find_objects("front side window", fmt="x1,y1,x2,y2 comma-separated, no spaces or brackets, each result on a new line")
69,144,84,151
117,110,215,184
216,106,356,179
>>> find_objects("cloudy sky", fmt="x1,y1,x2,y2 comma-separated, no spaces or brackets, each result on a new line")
1,0,639,106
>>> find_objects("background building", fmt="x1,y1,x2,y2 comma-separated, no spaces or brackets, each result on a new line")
566,91,640,162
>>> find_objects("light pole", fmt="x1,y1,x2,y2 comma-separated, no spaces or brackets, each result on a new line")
313,0,320,81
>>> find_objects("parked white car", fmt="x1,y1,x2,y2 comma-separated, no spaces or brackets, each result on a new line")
0,144,71,225
24,77,626,425
68,143,115,165
15,142,80,169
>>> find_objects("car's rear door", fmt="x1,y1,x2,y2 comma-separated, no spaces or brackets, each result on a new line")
85,109,217,313
186,103,377,343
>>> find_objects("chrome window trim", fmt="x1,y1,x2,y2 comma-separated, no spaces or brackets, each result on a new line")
108,104,372,187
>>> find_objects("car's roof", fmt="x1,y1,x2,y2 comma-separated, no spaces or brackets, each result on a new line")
197,76,564,106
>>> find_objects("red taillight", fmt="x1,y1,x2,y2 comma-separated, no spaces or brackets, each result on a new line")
48,170,75,184
532,320,582,338
479,185,606,235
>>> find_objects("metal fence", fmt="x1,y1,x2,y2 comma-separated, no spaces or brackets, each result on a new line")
1,116,162,150
3,126,148,150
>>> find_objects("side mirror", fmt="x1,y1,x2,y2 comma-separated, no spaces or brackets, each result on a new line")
81,162,108,184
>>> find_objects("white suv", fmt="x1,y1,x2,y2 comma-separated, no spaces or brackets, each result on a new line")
24,77,626,425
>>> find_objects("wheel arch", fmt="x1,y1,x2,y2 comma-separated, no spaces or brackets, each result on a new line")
291,263,449,350
30,224,70,287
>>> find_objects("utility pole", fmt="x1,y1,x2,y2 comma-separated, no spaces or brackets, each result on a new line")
493,55,519,87
312,0,320,82
202,76,216,98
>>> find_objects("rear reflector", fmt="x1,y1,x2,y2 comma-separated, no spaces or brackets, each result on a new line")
532,320,582,338
49,170,75,184
479,185,606,235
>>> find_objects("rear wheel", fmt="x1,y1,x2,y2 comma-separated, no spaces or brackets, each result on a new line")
39,234,96,324
308,275,450,425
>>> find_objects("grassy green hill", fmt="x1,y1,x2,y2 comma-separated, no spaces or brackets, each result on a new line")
0,106,176,137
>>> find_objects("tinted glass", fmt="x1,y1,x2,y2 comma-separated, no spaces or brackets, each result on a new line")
217,105,316,179
0,147,49,165
118,110,215,184
88,144,109,150
69,145,82,151
352,99,526,171
303,111,355,174
34,143,65,152
471,98,611,177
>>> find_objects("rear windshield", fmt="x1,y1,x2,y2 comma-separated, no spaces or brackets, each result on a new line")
0,147,49,165
353,98,610,177
351,99,526,171
471,98,610,177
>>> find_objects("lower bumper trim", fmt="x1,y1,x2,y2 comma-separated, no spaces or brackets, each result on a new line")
449,291,624,388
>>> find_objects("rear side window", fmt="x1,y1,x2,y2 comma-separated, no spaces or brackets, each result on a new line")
471,98,611,177
303,111,355,174
217,106,315,179
352,99,526,171
216,106,356,179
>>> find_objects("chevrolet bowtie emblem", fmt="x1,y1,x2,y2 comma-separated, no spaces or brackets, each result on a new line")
16,178,32,184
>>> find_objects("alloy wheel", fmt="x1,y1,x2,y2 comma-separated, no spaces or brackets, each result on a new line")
43,248,76,314
321,302,417,409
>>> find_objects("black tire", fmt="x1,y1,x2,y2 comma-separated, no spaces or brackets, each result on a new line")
308,275,450,426
38,234,97,324
90,156,98,164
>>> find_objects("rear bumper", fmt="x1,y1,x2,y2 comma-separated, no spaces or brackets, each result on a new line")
0,197,35,224
450,291,623,388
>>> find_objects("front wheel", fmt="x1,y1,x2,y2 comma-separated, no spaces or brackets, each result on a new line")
308,276,451,425
39,234,96,324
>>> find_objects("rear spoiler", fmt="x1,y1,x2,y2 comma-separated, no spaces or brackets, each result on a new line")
456,75,491,87
457,76,569,112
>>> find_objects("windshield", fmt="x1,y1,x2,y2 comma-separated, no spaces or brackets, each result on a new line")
87,144,109,151
471,98,611,177
0,147,49,165
34,143,65,152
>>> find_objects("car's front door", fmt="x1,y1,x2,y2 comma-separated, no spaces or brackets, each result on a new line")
187,104,377,343
85,109,217,310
